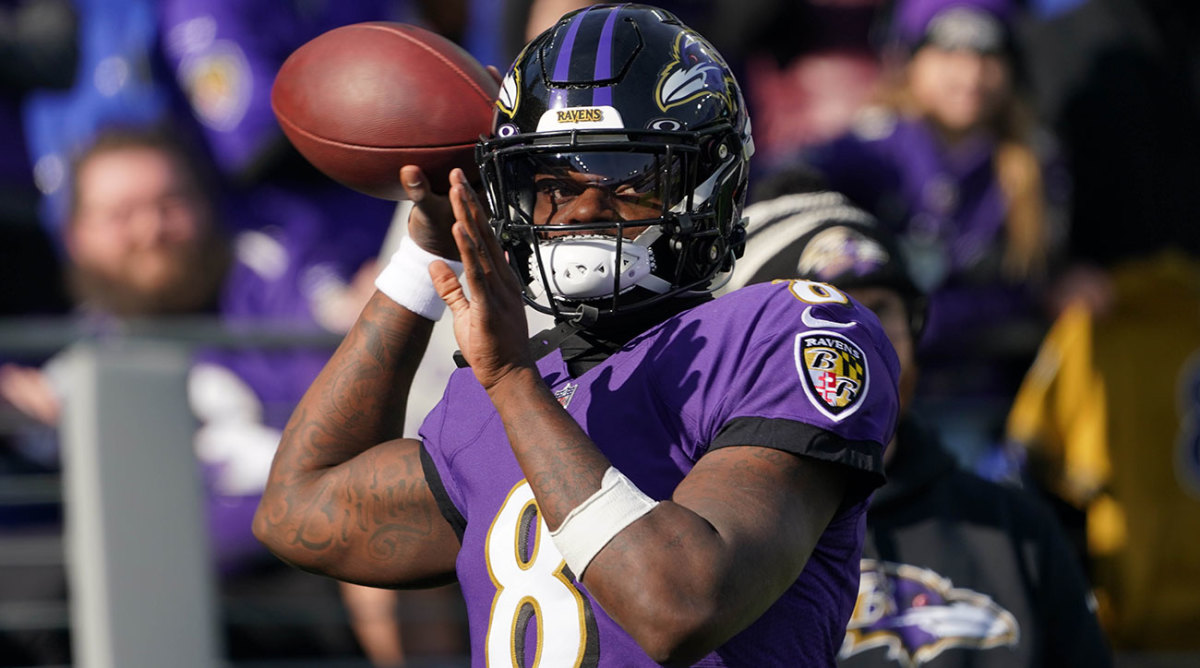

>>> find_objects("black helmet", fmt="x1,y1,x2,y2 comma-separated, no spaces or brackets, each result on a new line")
478,3,754,323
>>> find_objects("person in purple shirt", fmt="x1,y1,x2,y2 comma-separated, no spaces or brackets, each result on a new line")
0,125,380,659
255,5,901,666
795,0,1070,468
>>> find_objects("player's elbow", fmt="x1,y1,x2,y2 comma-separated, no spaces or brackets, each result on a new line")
621,588,728,665
631,614,724,666
251,492,309,568
251,497,283,553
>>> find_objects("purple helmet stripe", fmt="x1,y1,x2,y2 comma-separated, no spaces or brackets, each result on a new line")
591,5,626,107
550,6,595,109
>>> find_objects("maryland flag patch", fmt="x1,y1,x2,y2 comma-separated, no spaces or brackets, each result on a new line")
795,330,869,421
554,383,578,409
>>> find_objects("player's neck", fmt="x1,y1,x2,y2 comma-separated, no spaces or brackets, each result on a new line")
553,295,711,376
591,295,709,343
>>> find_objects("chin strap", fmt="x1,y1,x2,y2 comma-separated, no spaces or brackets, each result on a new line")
454,318,589,369
526,319,590,363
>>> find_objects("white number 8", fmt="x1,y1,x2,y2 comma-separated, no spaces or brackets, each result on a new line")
485,481,595,667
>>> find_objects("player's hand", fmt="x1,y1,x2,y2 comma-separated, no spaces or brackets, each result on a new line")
400,164,461,260
430,169,532,391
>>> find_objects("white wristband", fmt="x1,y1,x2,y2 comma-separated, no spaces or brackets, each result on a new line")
549,467,659,578
374,236,463,320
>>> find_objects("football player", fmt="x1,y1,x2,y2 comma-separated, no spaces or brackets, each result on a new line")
255,5,901,665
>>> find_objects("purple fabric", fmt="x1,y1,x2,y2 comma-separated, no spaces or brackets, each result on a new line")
0,101,33,188
199,185,384,428
206,494,262,574
810,118,1004,273
420,281,901,666
157,0,416,176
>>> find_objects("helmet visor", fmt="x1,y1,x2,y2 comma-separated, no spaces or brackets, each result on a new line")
500,150,685,232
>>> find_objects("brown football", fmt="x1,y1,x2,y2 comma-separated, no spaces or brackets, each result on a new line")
271,22,498,200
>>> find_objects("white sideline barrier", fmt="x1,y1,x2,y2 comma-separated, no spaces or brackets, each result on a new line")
60,342,221,668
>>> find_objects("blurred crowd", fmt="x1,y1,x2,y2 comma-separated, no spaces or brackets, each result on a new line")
0,0,1196,666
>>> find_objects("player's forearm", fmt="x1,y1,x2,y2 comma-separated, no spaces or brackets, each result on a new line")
273,291,434,472
580,448,829,663
584,503,789,664
486,366,612,524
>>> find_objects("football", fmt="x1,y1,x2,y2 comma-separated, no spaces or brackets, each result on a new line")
271,22,499,200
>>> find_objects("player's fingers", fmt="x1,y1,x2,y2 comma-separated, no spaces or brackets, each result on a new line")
450,183,499,277
399,165,429,203
447,172,476,227
455,219,515,309
450,170,506,265
449,169,488,228
448,170,523,295
430,259,469,316
486,65,503,86
404,166,460,259
458,218,499,292
451,220,495,306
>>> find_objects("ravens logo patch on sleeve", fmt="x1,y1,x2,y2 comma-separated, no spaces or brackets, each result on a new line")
796,330,869,421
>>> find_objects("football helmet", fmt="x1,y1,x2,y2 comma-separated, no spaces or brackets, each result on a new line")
477,3,754,322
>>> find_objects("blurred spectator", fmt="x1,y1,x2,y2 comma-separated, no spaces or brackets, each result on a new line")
784,0,1069,468
1002,0,1200,652
0,125,381,663
21,0,180,239
1006,250,1200,651
21,0,408,275
17,4,466,662
728,190,1112,667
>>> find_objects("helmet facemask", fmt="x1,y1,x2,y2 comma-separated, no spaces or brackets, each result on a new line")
480,126,746,323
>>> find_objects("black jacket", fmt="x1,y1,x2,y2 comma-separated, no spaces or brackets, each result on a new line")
838,418,1113,667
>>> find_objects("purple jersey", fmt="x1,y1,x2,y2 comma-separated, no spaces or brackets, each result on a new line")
420,280,901,667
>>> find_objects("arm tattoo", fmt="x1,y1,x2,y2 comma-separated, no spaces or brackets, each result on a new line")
257,294,444,573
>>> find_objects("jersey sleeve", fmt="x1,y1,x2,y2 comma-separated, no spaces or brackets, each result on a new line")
417,369,477,541
696,281,901,495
